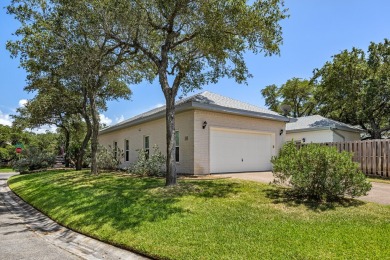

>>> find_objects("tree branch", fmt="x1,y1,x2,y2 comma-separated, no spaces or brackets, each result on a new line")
171,32,197,49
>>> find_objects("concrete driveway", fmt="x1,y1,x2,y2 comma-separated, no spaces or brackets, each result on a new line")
213,171,390,205
0,172,148,260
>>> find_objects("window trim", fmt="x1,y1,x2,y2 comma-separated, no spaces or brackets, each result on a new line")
125,139,129,162
175,130,180,163
144,136,150,159
113,141,118,159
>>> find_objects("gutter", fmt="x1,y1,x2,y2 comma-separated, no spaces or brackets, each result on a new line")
286,125,364,134
100,101,288,135
190,102,289,123
286,127,331,133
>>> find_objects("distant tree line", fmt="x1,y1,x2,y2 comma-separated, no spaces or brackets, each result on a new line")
261,39,390,139
0,124,91,169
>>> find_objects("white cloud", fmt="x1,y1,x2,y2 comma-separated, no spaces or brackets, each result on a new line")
0,108,57,133
100,114,112,126
18,99,28,107
0,110,12,126
116,115,125,123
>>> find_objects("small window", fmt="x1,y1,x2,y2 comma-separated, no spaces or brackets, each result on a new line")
113,141,118,159
175,131,179,162
125,140,129,161
144,136,150,159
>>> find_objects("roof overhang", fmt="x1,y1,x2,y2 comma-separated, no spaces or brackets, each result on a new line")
191,102,289,122
100,101,289,135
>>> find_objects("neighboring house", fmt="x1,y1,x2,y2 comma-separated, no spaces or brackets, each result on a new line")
286,115,364,143
99,91,289,175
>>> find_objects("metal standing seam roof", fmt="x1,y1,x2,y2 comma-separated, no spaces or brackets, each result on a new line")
100,91,288,134
286,115,364,133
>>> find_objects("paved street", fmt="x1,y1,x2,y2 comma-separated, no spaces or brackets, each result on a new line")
0,172,19,180
0,178,80,260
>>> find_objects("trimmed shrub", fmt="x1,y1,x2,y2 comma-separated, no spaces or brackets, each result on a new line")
130,145,165,176
272,141,372,201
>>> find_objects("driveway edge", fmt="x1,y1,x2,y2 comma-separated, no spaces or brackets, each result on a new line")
4,181,149,260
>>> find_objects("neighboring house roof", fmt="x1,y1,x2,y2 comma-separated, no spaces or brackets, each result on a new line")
286,115,364,133
100,91,288,134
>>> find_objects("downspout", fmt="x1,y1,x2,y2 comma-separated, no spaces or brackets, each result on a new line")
331,127,345,142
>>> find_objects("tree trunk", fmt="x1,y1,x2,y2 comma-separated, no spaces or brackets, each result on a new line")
164,91,177,186
89,94,99,175
158,38,181,186
76,89,93,171
370,129,382,139
64,128,70,167
76,125,92,170
369,120,382,139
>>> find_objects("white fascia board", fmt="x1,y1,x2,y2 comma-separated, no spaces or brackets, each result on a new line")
100,101,288,135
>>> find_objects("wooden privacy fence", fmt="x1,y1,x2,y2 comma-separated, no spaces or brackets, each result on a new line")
297,140,390,178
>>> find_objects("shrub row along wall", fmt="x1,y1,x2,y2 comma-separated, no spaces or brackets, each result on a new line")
297,140,390,178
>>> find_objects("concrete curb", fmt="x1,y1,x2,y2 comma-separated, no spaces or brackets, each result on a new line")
1,181,149,260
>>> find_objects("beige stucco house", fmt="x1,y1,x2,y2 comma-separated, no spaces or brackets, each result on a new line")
99,91,289,175
286,115,363,144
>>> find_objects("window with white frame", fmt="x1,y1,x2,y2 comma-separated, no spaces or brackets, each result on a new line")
175,131,180,162
125,139,129,161
144,136,150,159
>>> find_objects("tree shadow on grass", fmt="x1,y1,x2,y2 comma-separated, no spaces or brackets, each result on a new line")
265,186,365,212
9,172,239,235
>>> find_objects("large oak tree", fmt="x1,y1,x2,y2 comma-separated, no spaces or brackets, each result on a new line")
312,40,390,139
106,0,288,185
12,85,81,167
7,0,146,173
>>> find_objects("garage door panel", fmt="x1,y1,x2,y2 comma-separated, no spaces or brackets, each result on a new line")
210,128,273,173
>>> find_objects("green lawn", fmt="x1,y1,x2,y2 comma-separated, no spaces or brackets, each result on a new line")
0,167,14,173
8,170,390,259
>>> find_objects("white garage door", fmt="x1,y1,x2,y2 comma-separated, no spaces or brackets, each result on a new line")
210,128,274,173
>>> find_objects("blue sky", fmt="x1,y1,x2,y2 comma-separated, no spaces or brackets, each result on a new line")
0,0,389,130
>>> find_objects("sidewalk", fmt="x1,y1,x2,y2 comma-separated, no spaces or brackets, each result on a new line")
0,172,148,260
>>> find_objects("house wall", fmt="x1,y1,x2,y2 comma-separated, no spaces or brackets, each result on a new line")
98,110,195,174
286,130,334,143
193,110,286,175
332,130,361,142
286,129,361,143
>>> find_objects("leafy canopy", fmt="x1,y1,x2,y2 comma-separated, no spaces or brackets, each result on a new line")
313,39,390,139
261,78,315,117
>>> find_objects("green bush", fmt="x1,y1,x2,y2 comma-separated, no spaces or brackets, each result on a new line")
272,141,372,201
130,145,165,176
12,147,56,173
0,145,15,164
96,145,123,171
68,142,91,168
